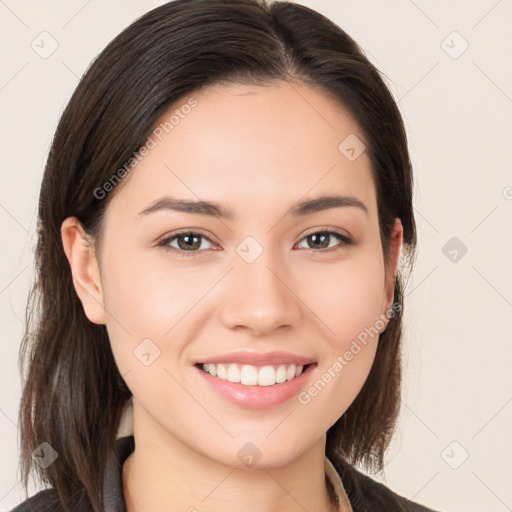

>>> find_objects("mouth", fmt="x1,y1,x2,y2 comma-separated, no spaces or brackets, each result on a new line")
192,350,318,409
194,362,316,387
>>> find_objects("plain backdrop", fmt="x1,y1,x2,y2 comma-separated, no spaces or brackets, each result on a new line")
1,1,511,511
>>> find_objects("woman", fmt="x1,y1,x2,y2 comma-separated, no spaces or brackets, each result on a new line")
12,0,440,511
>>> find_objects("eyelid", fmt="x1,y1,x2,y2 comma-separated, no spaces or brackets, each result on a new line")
295,227,354,253
156,226,354,257
301,225,352,240
156,228,216,245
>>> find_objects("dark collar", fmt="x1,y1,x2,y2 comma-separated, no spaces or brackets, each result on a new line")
102,436,134,512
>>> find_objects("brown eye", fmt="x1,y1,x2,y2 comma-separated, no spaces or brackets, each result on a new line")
157,231,215,258
296,230,353,252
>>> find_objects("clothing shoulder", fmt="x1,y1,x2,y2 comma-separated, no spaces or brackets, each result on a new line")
9,488,63,512
329,452,442,512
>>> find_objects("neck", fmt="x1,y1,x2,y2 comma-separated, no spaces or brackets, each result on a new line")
122,401,342,512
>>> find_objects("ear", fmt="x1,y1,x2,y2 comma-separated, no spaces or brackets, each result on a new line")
60,217,106,325
381,218,403,316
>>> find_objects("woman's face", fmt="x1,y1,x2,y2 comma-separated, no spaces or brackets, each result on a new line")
78,81,402,467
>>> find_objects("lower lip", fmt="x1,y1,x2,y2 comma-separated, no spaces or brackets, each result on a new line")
194,363,317,409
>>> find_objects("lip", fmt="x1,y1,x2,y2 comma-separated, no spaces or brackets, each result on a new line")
194,362,317,409
196,351,316,366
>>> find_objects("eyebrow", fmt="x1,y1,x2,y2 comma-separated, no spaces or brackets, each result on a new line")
138,194,369,219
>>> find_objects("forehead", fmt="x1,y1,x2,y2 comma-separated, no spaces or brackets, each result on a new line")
106,81,376,222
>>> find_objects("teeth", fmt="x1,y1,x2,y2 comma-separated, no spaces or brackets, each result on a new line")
217,364,227,380
201,363,305,386
227,364,240,383
257,366,275,386
240,365,258,385
275,365,287,383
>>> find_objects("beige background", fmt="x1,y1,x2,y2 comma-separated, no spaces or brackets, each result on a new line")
1,1,511,511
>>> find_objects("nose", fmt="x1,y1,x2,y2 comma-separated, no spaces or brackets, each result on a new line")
219,254,303,336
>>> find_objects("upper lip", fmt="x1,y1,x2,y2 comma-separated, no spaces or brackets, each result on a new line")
196,351,315,366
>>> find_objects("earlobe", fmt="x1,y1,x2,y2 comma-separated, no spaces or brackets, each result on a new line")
60,217,106,325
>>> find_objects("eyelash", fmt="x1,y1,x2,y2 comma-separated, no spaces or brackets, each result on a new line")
156,228,353,259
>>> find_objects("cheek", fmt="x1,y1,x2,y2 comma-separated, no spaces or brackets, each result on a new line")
99,246,217,373
298,251,386,346
101,243,200,329
294,253,386,419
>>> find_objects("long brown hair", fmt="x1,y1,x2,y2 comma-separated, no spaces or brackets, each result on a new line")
18,1,417,510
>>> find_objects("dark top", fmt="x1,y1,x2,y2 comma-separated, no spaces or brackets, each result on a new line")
11,435,441,512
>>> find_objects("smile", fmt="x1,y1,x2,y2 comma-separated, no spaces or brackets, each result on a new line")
197,362,309,387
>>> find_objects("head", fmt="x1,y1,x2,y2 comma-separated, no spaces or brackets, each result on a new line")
19,1,416,511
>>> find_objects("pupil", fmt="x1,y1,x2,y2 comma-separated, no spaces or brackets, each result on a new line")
310,233,328,249
180,234,199,250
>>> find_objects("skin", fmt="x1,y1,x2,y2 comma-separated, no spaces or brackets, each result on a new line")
61,80,403,512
